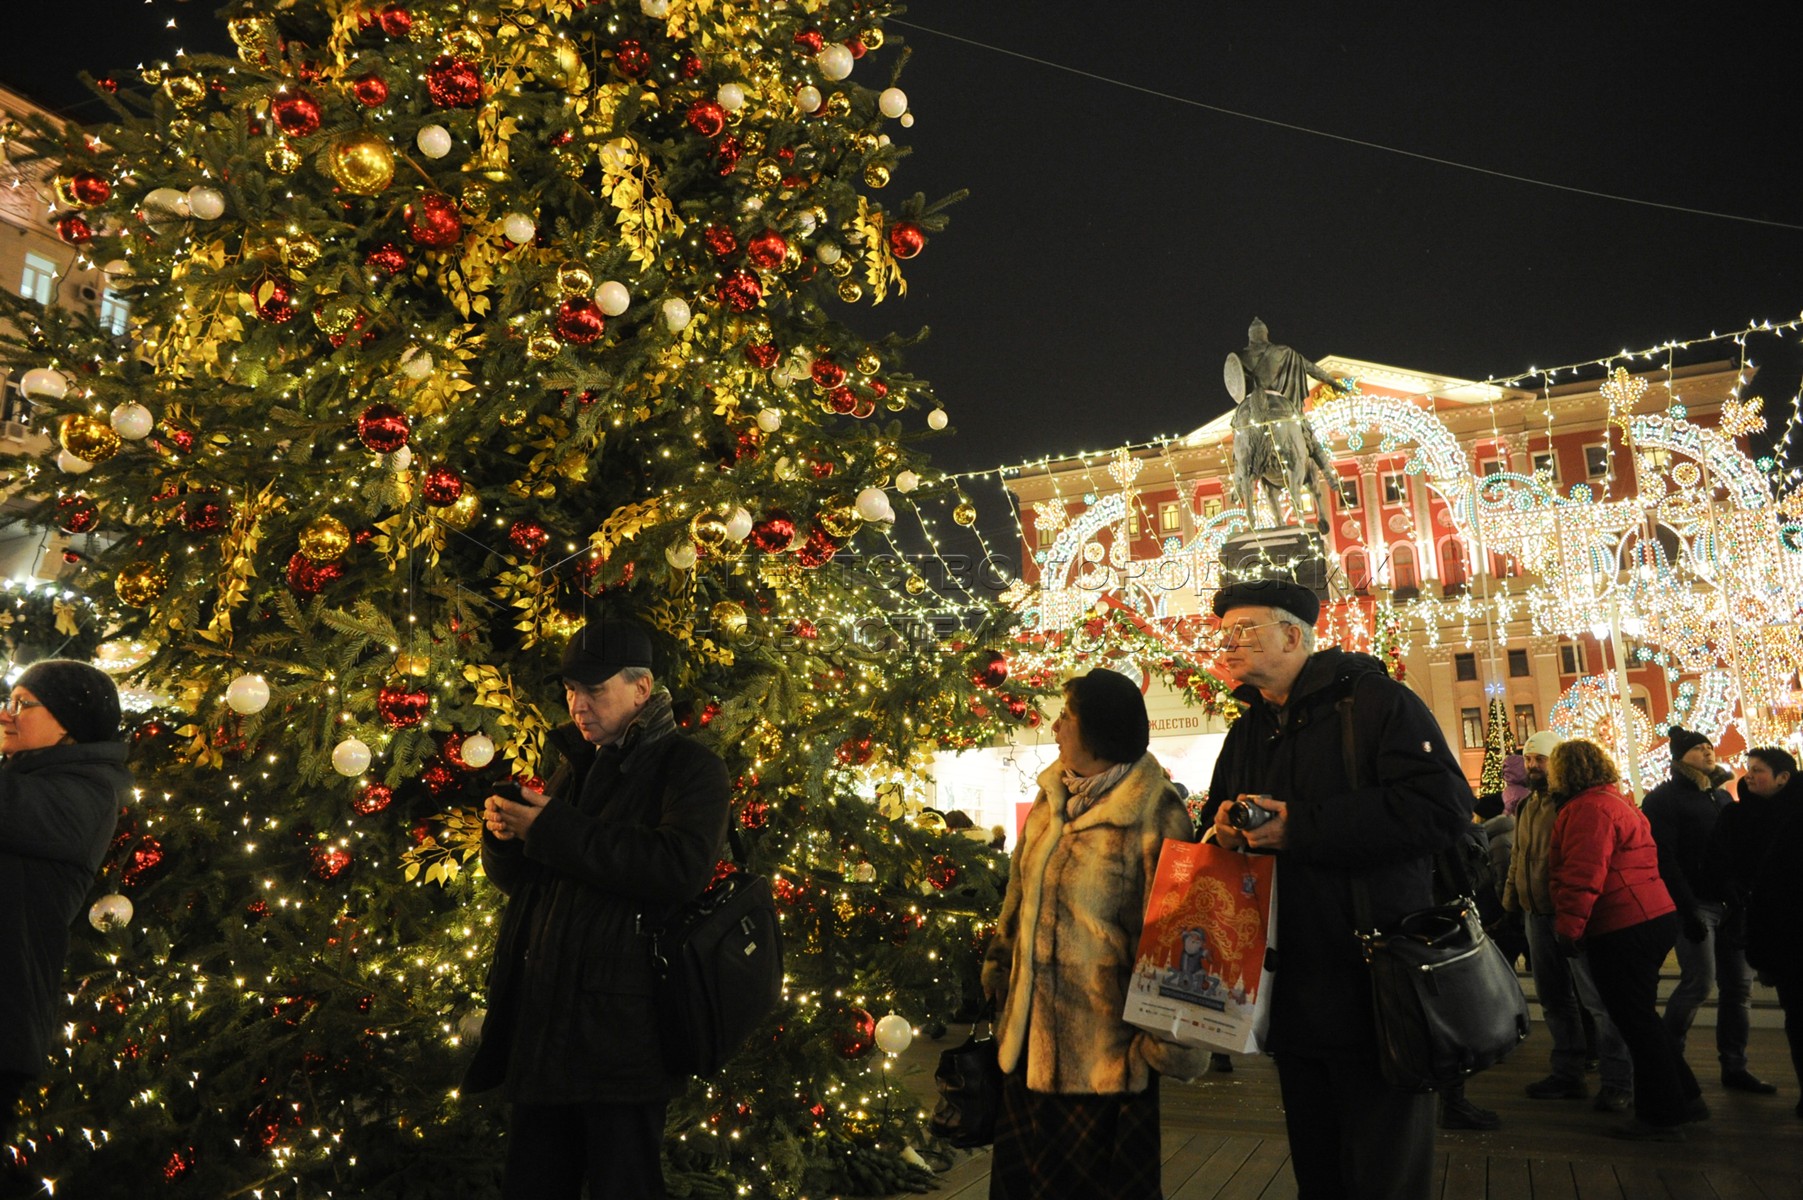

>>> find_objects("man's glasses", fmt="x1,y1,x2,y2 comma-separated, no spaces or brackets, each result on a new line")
1219,621,1284,650
3,696,45,716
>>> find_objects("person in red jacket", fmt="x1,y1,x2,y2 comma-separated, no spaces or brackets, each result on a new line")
1548,738,1705,1141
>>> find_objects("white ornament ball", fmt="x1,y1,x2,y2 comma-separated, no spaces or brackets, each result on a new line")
639,0,669,15
101,258,133,283
878,87,909,119
662,297,692,332
724,507,753,542
185,186,225,220
56,449,93,474
595,281,631,316
390,445,414,470
89,894,134,932
717,83,746,112
895,469,920,494
19,367,69,400
225,673,271,715
795,210,818,236
756,407,783,433
332,737,372,777
142,187,190,217
399,346,435,380
927,408,949,431
816,242,843,266
417,124,453,159
457,1007,487,1040
856,487,894,523
460,732,496,769
874,1013,914,1055
900,112,915,129
817,44,854,82
666,542,698,571
110,402,154,440
796,85,823,114
501,212,537,245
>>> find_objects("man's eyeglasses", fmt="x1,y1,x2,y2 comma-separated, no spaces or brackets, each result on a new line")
3,696,45,716
1219,620,1284,650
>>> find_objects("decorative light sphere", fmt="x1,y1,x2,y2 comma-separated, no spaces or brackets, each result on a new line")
185,186,226,220
927,408,949,431
756,407,783,433
817,44,854,81
661,297,692,331
416,124,453,158
895,469,920,493
595,281,631,316
56,449,93,474
856,487,894,523
796,85,822,114
89,894,134,931
459,732,496,768
666,542,698,570
225,673,271,714
717,83,746,112
332,737,373,776
874,1013,914,1054
399,346,434,380
19,367,69,400
724,507,754,542
878,87,909,119
110,402,154,440
501,212,537,244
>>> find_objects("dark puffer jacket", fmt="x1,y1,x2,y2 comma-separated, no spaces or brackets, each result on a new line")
465,717,729,1103
1641,764,1732,911
1,742,133,1077
1201,650,1473,1055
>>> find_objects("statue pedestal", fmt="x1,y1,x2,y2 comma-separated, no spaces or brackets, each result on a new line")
1219,527,1331,606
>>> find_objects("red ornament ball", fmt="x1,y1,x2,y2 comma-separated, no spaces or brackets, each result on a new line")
797,527,841,568
888,221,926,259
554,297,606,345
794,29,825,54
971,649,1010,689
614,39,652,78
163,1148,197,1183
421,465,464,505
746,229,789,270
377,4,412,36
55,494,99,534
270,90,323,137
309,845,352,881
749,512,795,553
352,73,390,106
744,342,779,370
810,359,845,388
57,214,93,244
717,270,761,312
704,225,739,258
509,520,550,556
286,551,343,596
351,783,394,815
687,99,727,137
403,192,463,248
364,242,407,275
356,402,411,453
426,56,482,107
827,386,857,414
833,1008,877,1058
69,171,112,206
183,496,228,532
123,837,165,886
252,275,297,323
679,51,704,80
421,763,457,794
376,685,430,729
713,135,743,176
808,459,835,479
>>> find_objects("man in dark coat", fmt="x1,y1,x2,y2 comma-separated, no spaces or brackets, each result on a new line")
1,659,134,1143
467,620,730,1198
1642,727,1774,1094
1203,579,1472,1200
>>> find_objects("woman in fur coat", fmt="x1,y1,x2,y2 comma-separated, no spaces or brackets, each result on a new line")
981,668,1205,1199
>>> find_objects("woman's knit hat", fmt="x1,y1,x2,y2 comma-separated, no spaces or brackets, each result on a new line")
1064,668,1150,765
14,659,123,744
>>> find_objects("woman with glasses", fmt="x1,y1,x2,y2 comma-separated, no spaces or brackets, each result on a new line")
980,667,1204,1199
0,660,134,1143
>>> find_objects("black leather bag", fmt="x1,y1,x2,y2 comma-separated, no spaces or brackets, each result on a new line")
929,1014,1003,1148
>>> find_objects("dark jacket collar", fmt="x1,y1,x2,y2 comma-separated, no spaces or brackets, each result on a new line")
547,691,681,776
4,740,131,771
1230,648,1389,719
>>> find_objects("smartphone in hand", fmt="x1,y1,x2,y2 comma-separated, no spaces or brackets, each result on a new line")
491,781,524,804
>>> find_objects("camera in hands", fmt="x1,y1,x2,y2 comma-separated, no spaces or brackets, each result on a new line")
1228,794,1276,831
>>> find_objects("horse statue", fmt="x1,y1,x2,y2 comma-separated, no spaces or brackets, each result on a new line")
1224,319,1342,535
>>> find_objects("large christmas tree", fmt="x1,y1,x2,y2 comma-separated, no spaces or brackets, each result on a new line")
0,2,1031,1195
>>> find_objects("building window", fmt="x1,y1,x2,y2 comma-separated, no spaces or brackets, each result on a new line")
1454,652,1477,681
1514,704,1537,740
1036,523,1058,547
1478,458,1504,477
99,291,130,336
1127,510,1140,537
1532,450,1558,481
19,252,58,305
1341,547,1371,594
1507,649,1530,677
1584,444,1610,479
1391,543,1418,598
1461,707,1484,750
1559,641,1587,675
1201,496,1222,519
1382,472,1407,505
1159,501,1182,533
1337,477,1361,509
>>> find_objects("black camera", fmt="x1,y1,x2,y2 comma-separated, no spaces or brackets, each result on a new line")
490,781,524,804
1227,795,1276,830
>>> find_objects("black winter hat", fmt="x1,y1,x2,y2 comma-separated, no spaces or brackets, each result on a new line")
1668,725,1711,763
558,619,655,686
1064,668,1150,765
15,659,123,744
1212,577,1321,626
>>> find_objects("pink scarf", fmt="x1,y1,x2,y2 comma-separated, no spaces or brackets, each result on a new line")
1061,760,1132,819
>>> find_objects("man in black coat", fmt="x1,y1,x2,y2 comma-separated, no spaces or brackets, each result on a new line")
467,620,730,1198
1203,579,1472,1200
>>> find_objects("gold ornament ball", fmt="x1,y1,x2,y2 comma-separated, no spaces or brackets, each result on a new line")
555,262,595,295
904,573,927,596
856,350,882,375
266,141,302,175
461,181,492,215
228,15,275,51
885,392,907,413
872,444,900,469
530,40,583,90
952,502,978,527
755,160,782,188
825,92,851,117
313,296,360,336
299,514,352,562
741,130,767,155
138,67,164,86
852,133,879,155
710,599,749,638
863,164,890,189
781,245,803,272
115,561,169,608
525,331,562,361
395,651,431,676
444,27,484,57
861,27,886,50
327,131,395,195
689,511,731,554
817,497,862,539
441,489,481,531
280,234,322,270
59,415,123,465
837,280,864,303
829,256,855,278
164,74,206,108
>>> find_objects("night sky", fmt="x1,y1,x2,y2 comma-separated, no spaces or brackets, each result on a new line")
7,2,1800,483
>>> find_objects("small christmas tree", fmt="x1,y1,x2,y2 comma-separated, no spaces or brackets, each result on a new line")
1477,696,1518,797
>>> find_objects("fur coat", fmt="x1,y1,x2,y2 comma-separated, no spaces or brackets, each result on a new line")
981,753,1206,1093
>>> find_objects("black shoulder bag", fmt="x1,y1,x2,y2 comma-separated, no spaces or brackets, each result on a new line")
929,1003,1004,1148
1339,682,1531,1092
